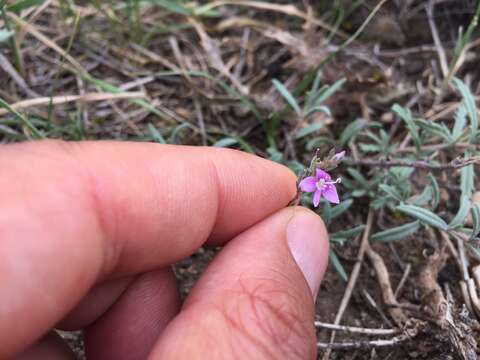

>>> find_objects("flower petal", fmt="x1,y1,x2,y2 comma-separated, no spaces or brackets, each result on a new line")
313,190,322,207
316,169,331,181
323,184,340,204
333,151,346,162
299,176,317,193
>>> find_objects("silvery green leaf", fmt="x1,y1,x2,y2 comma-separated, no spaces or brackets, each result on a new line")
448,195,471,229
359,143,380,153
311,71,322,93
322,201,332,226
272,79,301,115
147,123,167,144
467,243,480,261
453,78,478,141
352,189,367,197
461,153,475,198
371,221,420,243
428,174,440,209
396,204,447,230
339,119,368,146
330,225,366,242
313,78,346,106
0,29,14,43
471,203,480,239
266,147,283,163
416,119,454,143
305,105,331,117
287,161,304,175
408,186,432,206
213,137,238,148
365,131,382,144
379,184,403,202
150,0,192,15
392,104,421,151
295,123,324,139
453,104,467,140
305,85,328,110
329,250,348,282
347,168,369,187
330,198,354,219
306,136,333,151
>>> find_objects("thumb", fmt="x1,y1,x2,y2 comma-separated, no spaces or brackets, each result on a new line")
149,207,329,360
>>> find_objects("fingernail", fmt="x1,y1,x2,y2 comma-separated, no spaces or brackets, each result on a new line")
287,210,328,299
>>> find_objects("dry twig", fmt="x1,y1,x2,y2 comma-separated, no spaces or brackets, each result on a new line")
321,210,374,360
345,157,480,171
365,244,408,325
314,321,400,336
0,92,146,116
317,332,412,350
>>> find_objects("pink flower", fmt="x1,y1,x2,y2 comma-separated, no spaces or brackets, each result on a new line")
333,150,345,162
299,169,340,207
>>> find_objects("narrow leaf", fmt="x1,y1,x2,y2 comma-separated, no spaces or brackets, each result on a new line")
305,105,331,117
396,204,447,230
416,119,454,143
330,199,354,219
296,123,324,139
0,97,44,139
392,104,421,151
339,119,368,146
147,123,166,144
6,0,45,13
321,201,332,226
461,154,475,198
371,221,420,243
428,174,440,209
453,78,478,141
379,184,403,202
272,79,301,115
314,78,346,105
330,225,366,242
329,250,348,282
213,137,238,148
149,0,192,15
453,104,467,140
0,29,14,43
449,195,471,229
471,203,480,239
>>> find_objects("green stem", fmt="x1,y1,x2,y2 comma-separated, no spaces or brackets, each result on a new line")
0,1,25,77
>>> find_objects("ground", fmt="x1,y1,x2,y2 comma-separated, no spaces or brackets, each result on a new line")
1,1,480,359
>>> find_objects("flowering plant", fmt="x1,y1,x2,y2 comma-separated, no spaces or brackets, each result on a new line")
296,149,344,207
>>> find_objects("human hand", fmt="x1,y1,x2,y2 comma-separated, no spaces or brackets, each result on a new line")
1,141,329,360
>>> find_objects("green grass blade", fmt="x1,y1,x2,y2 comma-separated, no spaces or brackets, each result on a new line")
272,79,301,115
0,97,44,139
6,0,45,13
147,123,167,144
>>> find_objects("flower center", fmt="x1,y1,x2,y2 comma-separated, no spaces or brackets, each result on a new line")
316,178,341,191
316,179,326,190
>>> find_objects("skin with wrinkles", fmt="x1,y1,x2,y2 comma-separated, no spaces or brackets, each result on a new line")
1,141,328,360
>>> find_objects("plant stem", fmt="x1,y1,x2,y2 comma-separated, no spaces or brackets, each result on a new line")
0,1,25,77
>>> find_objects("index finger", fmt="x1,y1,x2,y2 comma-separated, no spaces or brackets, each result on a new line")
0,140,296,357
